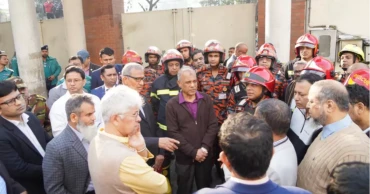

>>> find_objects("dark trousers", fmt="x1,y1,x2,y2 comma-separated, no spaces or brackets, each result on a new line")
46,13,55,19
213,126,225,182
175,155,213,194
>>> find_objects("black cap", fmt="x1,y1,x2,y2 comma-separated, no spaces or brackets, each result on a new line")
41,45,48,51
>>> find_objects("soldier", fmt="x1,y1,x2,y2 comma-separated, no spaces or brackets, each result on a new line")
0,51,13,81
150,49,183,184
143,46,163,103
227,55,256,115
41,45,62,92
176,40,194,69
7,77,52,136
236,66,275,115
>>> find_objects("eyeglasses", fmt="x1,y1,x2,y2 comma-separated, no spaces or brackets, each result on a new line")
66,79,83,84
118,111,140,119
0,94,23,106
124,75,145,82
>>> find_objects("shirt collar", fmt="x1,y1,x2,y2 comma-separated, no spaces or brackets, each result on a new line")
69,125,83,141
273,136,288,147
179,91,203,104
62,81,67,89
363,127,370,134
322,114,352,140
230,176,269,185
4,113,29,126
99,128,129,144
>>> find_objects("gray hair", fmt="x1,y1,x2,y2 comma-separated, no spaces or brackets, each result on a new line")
255,99,291,136
100,85,143,123
177,66,196,81
293,61,307,69
121,62,144,76
311,80,349,112
65,94,94,121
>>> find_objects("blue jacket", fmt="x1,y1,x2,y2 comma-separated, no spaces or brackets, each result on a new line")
91,64,123,90
91,85,106,99
194,179,311,194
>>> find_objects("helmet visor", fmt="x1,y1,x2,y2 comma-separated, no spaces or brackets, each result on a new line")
301,69,326,78
231,67,251,73
295,43,315,49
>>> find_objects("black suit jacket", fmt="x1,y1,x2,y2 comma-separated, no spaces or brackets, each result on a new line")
141,102,163,165
0,112,52,194
0,160,25,194
88,62,100,76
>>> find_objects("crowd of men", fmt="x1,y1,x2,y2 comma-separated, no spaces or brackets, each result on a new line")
0,33,369,194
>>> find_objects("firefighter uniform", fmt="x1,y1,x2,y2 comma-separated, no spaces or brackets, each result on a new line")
142,46,164,103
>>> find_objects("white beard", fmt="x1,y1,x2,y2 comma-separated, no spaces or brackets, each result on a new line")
76,121,98,143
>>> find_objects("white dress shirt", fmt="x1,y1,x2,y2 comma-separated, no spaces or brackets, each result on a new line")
69,125,94,192
49,91,103,137
267,137,298,186
230,176,269,185
363,127,370,134
5,113,45,157
0,175,6,194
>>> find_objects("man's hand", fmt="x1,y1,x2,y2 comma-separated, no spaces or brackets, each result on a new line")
128,127,146,150
48,75,55,80
153,155,164,172
195,149,207,162
158,137,179,152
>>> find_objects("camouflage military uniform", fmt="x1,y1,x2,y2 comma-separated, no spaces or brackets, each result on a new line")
197,64,230,125
142,65,164,103
27,94,52,137
227,82,247,115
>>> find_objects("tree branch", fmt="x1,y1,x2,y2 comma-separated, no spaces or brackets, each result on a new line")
138,2,146,11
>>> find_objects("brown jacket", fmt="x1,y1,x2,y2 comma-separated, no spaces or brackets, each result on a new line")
166,92,219,164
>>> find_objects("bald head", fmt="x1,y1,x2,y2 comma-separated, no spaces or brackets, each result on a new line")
310,80,349,112
347,63,369,74
235,42,248,57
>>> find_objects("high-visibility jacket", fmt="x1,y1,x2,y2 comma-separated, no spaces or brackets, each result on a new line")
150,74,180,133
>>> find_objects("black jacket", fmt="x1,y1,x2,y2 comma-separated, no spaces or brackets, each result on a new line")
150,74,180,134
141,101,164,165
0,112,52,194
166,92,219,164
0,160,25,194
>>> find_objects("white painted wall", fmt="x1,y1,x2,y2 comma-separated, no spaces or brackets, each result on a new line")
265,0,291,63
122,4,257,62
309,0,369,38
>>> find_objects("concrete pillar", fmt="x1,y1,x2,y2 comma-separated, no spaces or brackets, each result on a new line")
265,0,292,63
8,0,47,97
63,0,87,56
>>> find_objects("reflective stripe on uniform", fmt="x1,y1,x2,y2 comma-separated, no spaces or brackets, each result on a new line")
150,92,159,99
157,122,167,131
157,89,179,96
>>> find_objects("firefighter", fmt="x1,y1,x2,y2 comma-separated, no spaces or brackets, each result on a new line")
237,66,275,115
176,40,194,69
255,43,286,99
121,50,143,65
227,55,257,114
143,46,164,103
281,33,319,81
150,49,183,183
197,40,230,180
300,56,335,80
338,44,365,82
